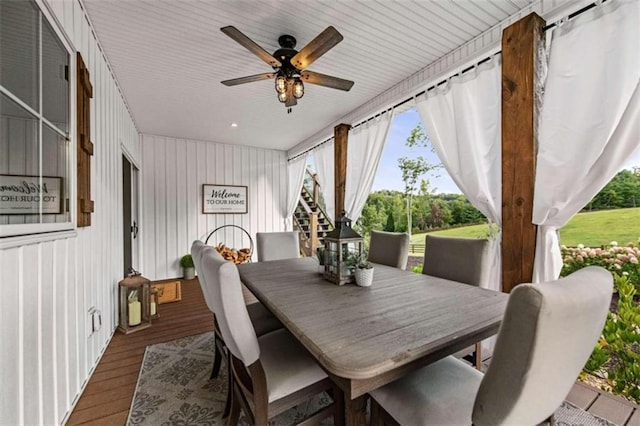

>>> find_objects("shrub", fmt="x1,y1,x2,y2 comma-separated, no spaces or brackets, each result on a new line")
583,273,640,403
411,264,423,274
561,240,640,293
180,254,194,268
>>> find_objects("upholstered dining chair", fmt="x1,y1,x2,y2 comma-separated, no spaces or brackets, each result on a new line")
368,230,410,269
256,231,301,261
191,241,282,417
422,235,490,368
200,248,344,425
422,234,490,286
369,266,613,426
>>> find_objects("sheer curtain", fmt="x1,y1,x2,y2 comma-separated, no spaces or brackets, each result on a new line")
532,0,640,283
344,111,394,222
416,56,502,294
313,140,335,222
285,153,308,230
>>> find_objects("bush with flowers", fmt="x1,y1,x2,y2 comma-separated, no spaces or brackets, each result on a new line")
561,240,640,403
561,240,640,293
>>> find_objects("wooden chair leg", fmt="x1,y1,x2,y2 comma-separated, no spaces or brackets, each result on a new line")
474,342,482,371
210,345,222,380
222,351,232,419
227,382,241,426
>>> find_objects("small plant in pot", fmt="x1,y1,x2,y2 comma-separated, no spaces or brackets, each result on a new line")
180,254,195,280
350,252,374,287
316,247,326,274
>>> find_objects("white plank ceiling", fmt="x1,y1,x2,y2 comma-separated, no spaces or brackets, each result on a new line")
82,0,534,151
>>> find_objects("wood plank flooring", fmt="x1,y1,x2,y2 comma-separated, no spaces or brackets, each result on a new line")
67,277,639,425
66,278,214,425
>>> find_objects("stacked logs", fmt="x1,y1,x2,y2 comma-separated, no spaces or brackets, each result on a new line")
215,243,251,264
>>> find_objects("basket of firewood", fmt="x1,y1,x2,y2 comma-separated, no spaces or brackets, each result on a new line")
204,225,254,264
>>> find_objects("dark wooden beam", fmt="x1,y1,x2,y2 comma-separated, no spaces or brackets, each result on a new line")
501,13,546,293
334,123,350,217
77,52,95,227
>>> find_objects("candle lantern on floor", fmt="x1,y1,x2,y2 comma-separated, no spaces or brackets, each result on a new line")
324,211,363,285
118,272,152,334
150,287,160,320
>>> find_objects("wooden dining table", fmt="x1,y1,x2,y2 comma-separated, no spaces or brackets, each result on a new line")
238,257,509,425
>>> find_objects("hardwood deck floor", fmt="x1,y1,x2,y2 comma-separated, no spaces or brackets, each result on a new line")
66,278,214,425
67,277,639,425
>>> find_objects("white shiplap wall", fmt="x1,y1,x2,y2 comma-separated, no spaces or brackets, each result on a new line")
0,0,139,424
140,134,287,280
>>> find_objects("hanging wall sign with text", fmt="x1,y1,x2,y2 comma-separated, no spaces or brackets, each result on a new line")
203,184,248,214
0,175,63,215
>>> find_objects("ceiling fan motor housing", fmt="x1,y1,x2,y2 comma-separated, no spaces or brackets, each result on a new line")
273,35,299,75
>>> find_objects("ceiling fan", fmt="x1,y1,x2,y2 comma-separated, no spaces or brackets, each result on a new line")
220,26,354,110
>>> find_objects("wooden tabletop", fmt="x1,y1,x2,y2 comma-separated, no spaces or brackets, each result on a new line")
238,257,508,398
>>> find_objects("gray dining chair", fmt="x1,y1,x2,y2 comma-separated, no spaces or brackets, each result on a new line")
200,247,344,425
256,231,301,261
422,234,490,286
422,234,490,368
368,230,410,269
369,266,613,426
191,241,282,417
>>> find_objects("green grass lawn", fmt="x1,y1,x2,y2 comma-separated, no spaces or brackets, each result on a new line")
410,207,640,247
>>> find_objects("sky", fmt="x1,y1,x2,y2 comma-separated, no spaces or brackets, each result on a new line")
370,107,640,195
371,108,460,194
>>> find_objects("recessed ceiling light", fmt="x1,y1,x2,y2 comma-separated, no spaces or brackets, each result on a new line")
231,123,238,128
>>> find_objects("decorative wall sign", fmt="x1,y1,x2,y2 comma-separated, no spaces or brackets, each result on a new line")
203,184,248,214
0,175,63,215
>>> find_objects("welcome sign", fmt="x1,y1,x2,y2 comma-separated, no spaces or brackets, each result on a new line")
0,175,63,215
202,184,248,214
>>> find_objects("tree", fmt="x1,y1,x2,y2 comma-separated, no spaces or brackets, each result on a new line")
384,209,395,232
358,203,387,237
586,168,640,210
451,196,485,225
397,124,441,236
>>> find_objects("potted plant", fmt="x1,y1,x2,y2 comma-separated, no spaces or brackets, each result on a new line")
180,254,195,280
350,252,374,287
316,247,325,274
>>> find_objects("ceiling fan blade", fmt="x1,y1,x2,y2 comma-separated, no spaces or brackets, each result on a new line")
221,73,275,86
301,71,354,91
221,26,282,68
290,26,343,70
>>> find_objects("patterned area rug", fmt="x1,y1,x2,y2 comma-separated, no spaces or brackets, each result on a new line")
126,332,331,425
127,332,617,426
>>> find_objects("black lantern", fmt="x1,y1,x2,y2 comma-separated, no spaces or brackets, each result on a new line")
324,211,363,285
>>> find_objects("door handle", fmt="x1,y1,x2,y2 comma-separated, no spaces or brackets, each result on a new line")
131,221,139,239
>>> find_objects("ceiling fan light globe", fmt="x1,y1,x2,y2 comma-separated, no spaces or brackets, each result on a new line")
277,92,288,103
293,79,304,99
275,75,287,94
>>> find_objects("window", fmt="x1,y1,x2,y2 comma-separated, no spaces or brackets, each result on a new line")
0,0,73,237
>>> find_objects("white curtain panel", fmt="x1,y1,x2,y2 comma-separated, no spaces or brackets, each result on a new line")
313,140,335,222
285,153,308,230
416,56,502,293
532,0,640,283
344,111,394,222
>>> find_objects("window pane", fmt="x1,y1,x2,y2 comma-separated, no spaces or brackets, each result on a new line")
0,92,40,224
42,18,69,132
0,0,39,111
42,124,69,223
